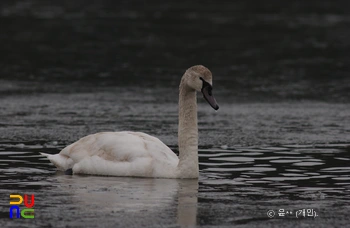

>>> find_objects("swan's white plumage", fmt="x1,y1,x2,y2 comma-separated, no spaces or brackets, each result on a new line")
41,65,218,179
42,131,179,178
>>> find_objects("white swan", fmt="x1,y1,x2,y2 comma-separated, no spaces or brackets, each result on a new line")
41,65,219,178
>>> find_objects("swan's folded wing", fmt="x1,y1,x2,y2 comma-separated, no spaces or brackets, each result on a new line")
42,131,179,177
125,131,179,163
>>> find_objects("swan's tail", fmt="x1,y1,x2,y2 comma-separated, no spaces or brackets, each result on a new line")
40,152,73,171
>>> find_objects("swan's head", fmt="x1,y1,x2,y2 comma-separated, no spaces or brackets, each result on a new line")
184,65,219,110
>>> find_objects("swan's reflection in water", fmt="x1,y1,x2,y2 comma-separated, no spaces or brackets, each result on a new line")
177,180,198,226
54,174,198,226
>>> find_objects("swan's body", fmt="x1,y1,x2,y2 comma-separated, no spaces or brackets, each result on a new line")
41,65,219,178
42,131,179,178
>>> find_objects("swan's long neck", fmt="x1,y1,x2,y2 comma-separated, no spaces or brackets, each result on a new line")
177,78,199,178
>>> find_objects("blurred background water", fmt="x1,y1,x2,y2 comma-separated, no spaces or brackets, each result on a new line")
0,0,349,101
0,0,349,227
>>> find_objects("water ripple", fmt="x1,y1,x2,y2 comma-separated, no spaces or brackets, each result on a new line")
0,142,349,201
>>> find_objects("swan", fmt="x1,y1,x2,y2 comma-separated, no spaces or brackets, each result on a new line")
41,65,219,178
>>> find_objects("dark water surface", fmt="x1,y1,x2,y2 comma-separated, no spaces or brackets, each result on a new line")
1,0,350,101
0,141,350,227
0,96,349,228
1,0,350,227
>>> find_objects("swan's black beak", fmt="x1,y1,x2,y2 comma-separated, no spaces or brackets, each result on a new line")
200,78,219,110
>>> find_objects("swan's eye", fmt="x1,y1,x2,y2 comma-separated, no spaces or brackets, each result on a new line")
200,77,212,95
207,87,212,96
